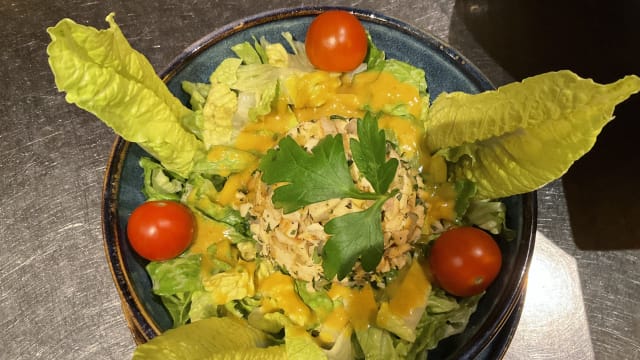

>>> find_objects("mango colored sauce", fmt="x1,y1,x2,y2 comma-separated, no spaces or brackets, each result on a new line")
234,70,423,158
187,212,237,277
199,69,454,335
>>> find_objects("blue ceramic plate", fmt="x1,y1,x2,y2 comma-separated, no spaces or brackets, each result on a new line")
102,6,537,359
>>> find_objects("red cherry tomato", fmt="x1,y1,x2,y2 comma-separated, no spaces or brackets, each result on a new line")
126,200,195,261
428,226,502,297
305,10,368,72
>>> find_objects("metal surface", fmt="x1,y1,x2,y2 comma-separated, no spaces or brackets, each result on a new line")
1,1,638,359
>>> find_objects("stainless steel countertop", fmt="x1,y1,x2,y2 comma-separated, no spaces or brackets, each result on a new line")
2,1,638,359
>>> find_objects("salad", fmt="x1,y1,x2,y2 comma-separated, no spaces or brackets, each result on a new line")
47,10,640,360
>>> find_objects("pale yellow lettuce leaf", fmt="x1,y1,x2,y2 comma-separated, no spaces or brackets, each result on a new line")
47,13,205,177
132,317,283,360
426,70,640,199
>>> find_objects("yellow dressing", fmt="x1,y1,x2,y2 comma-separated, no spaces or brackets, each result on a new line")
216,161,258,206
184,64,442,338
387,259,431,317
235,99,298,153
187,212,236,277
327,283,378,331
258,272,313,327
345,284,378,331
378,115,423,159
422,182,457,230
352,71,422,119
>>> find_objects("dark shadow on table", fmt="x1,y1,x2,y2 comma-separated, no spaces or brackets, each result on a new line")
448,0,640,250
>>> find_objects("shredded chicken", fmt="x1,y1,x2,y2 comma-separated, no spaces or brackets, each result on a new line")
238,117,426,282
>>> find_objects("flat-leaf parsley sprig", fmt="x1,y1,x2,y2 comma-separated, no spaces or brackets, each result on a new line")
258,112,400,280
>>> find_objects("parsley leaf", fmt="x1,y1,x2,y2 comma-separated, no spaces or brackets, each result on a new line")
259,134,378,213
350,112,399,194
322,193,395,280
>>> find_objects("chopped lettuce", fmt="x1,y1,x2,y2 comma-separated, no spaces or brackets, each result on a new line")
426,70,640,199
202,82,239,147
146,255,204,327
182,81,211,111
394,288,483,360
46,13,206,177
146,255,203,296
284,325,328,360
232,42,264,65
294,281,334,322
452,179,476,221
192,145,258,177
375,259,431,342
464,199,511,236
139,157,184,201
183,174,248,230
364,34,386,72
201,263,256,306
354,327,400,360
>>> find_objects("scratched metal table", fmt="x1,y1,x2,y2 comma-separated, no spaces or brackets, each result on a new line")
2,1,639,359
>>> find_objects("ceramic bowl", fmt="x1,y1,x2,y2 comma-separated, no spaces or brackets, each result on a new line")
102,6,537,359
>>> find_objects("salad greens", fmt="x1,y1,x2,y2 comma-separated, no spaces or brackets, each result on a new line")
46,12,640,360
427,71,640,199
46,13,205,178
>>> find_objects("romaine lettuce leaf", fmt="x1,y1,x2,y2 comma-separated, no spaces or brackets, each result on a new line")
132,317,280,360
426,71,640,199
46,13,206,177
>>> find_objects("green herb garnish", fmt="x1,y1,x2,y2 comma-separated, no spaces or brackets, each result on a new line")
350,112,399,194
259,113,399,280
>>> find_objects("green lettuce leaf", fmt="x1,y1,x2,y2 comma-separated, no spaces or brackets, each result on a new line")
146,254,203,326
46,13,206,177
354,327,400,360
464,199,510,236
159,292,192,328
232,42,264,65
139,157,184,201
365,34,386,72
202,82,238,147
132,317,281,360
284,326,328,360
394,288,483,360
381,59,427,95
146,255,203,296
426,71,640,199
180,81,210,140
183,174,248,232
294,281,334,321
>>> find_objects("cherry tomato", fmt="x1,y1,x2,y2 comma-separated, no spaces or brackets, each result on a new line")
428,226,502,297
126,200,195,261
305,10,368,72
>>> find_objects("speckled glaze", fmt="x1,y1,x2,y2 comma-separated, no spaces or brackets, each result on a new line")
102,6,536,359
